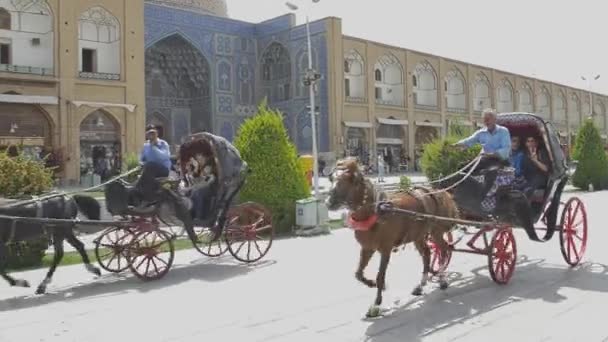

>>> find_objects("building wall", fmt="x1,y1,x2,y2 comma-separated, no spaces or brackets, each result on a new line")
330,33,608,164
144,4,332,156
0,0,146,185
0,0,54,71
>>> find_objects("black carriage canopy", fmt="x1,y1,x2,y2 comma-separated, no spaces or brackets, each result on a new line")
496,112,567,180
179,132,248,196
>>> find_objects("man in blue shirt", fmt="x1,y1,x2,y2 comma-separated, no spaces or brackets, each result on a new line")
134,125,172,208
455,109,511,161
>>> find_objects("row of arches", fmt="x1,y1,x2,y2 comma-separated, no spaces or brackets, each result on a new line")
343,49,606,127
0,1,121,76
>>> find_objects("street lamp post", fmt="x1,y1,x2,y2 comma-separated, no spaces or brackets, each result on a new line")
581,74,600,117
286,0,321,199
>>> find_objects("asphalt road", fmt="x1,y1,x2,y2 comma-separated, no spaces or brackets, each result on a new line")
0,189,604,342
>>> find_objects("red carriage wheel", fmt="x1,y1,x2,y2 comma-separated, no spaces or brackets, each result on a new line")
192,225,228,257
427,231,454,275
225,202,274,263
127,229,175,281
559,197,588,266
488,226,517,285
94,226,134,273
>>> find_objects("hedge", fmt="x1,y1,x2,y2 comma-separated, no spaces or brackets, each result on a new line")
234,100,310,234
572,118,608,190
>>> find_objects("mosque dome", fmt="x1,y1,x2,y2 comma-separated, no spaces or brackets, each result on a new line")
146,0,228,17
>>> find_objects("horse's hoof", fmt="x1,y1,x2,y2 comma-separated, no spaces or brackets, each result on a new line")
411,287,423,296
364,280,377,288
439,281,449,290
366,305,382,318
14,279,30,288
35,286,46,295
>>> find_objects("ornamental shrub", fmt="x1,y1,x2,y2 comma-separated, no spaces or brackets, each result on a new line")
123,152,141,182
234,100,310,234
0,149,54,270
421,120,481,181
572,118,608,190
399,175,412,191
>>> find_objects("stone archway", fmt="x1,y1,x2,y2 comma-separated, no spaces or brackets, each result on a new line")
415,125,439,147
145,33,211,144
79,110,121,184
0,99,53,159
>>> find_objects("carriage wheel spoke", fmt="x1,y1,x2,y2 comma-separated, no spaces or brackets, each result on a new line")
233,241,247,255
150,257,160,275
135,255,147,270
254,240,264,256
153,255,169,268
246,241,252,260
569,236,580,261
144,258,151,276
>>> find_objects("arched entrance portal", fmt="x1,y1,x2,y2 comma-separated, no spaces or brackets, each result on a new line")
79,110,121,185
376,118,406,173
346,127,368,162
145,34,211,145
0,100,52,159
415,125,439,148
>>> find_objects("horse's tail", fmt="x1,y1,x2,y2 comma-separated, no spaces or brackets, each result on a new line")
72,195,101,220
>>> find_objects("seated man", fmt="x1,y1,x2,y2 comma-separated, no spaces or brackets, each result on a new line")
133,125,172,210
454,109,511,167
520,136,550,198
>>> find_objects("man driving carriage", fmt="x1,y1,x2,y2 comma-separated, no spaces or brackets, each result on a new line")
132,125,172,210
454,108,511,166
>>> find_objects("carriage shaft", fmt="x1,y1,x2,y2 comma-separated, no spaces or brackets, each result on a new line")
0,214,131,227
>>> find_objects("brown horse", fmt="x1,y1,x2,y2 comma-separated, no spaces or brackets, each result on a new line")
326,159,459,317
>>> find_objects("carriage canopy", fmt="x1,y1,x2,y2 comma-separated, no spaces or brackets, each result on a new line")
179,132,247,201
496,112,567,180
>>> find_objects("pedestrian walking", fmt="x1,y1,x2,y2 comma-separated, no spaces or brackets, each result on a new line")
377,154,385,183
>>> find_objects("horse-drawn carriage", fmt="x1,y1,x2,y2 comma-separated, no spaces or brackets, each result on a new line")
97,131,274,280
391,112,588,284
0,132,273,293
326,112,588,317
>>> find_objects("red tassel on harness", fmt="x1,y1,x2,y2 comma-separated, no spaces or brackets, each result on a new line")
347,213,378,231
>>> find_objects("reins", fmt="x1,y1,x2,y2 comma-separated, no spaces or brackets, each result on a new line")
4,166,142,208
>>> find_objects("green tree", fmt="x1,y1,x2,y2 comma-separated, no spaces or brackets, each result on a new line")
234,100,310,234
420,120,481,181
572,118,608,190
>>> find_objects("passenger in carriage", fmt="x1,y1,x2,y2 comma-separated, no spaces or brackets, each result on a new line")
509,136,524,178
520,136,550,197
188,153,217,221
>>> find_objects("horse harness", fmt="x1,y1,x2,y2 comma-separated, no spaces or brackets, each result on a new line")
6,195,70,244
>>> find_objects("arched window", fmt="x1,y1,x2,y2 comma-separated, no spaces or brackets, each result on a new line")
473,73,491,111
496,79,514,113
445,68,466,111
375,69,382,82
344,49,366,100
374,53,404,106
413,61,437,107
261,42,291,102
0,8,10,30
78,7,121,77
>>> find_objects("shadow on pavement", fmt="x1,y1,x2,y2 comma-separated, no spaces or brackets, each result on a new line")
363,256,608,342
0,256,276,312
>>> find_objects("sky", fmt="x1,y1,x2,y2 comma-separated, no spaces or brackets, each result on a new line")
227,0,608,95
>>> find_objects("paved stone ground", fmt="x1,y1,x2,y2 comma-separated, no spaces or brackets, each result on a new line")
0,188,605,341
